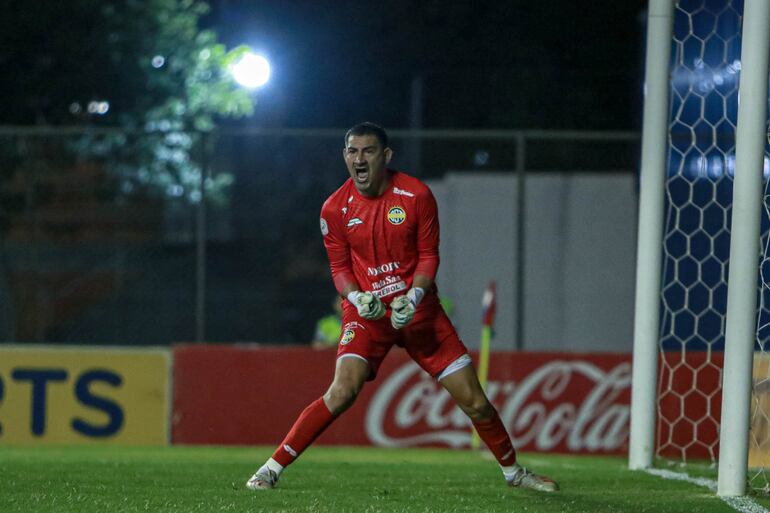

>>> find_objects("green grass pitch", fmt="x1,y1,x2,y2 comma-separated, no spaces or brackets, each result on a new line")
1,445,768,513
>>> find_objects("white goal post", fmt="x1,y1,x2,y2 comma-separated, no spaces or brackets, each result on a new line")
717,0,770,496
629,0,674,472
629,0,770,498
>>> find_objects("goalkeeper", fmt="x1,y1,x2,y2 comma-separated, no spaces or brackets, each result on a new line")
246,122,558,493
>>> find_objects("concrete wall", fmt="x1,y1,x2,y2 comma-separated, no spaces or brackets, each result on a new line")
428,171,638,352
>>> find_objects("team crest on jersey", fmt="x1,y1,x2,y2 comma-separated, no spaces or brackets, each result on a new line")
387,206,406,225
340,329,355,345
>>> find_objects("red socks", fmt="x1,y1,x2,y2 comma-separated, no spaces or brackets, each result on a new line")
271,398,515,469
271,397,336,467
472,411,517,466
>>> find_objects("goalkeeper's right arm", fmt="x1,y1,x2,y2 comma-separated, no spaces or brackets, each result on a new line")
346,290,386,320
320,203,385,321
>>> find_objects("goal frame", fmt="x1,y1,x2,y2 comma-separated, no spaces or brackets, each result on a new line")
629,0,770,497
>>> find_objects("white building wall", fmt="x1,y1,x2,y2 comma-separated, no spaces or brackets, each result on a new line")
428,171,638,352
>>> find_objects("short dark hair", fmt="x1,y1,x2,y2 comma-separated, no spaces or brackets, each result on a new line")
345,122,389,148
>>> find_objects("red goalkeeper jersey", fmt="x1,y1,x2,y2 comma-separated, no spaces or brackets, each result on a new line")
320,170,440,306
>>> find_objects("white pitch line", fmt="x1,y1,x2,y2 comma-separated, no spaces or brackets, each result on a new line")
644,468,770,513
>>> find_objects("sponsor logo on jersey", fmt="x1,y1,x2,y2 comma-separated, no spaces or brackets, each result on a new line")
342,207,348,214
340,329,355,345
347,217,363,228
393,187,415,197
387,206,406,225
371,275,405,293
367,261,401,276
372,280,407,298
320,218,329,236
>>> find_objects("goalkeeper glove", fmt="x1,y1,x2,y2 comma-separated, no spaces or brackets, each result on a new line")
347,291,386,320
390,287,425,329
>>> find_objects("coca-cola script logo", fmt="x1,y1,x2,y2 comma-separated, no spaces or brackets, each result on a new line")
365,359,631,453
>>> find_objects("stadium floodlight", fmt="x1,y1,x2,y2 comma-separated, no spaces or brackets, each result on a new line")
230,51,271,89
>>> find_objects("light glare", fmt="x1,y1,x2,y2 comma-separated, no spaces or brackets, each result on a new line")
231,52,271,89
87,101,109,115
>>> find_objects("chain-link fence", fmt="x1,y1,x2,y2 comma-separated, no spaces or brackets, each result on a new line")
0,126,638,346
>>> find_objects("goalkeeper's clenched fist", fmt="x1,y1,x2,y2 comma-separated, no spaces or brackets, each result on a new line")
389,287,425,329
347,291,386,320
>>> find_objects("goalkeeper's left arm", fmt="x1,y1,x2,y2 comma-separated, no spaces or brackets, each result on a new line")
390,274,431,329
391,186,440,329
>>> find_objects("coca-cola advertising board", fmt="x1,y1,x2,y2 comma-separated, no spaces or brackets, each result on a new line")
173,345,645,454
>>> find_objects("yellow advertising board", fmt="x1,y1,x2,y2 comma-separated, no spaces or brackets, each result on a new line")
0,345,170,445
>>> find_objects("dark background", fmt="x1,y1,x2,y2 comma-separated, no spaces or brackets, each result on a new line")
0,0,652,346
0,0,648,130
207,0,648,129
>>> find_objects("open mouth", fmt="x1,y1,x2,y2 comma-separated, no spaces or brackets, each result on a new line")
355,166,369,183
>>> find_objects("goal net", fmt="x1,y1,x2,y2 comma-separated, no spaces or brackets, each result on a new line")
658,0,770,492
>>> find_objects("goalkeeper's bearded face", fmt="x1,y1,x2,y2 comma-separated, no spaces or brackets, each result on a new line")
343,134,392,197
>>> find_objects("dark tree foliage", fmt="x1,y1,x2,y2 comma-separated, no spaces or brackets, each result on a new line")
0,0,255,205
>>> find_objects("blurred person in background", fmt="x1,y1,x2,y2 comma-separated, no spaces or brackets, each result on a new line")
310,296,343,349
246,122,558,493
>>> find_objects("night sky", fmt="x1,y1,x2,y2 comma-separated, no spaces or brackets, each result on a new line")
0,0,649,130
212,0,649,130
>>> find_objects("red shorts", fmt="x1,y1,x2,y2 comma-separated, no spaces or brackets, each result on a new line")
337,295,468,380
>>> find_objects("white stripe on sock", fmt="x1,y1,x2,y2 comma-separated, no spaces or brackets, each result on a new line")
264,458,284,476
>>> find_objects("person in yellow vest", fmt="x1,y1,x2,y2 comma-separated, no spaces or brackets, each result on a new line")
311,296,343,349
439,295,454,320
